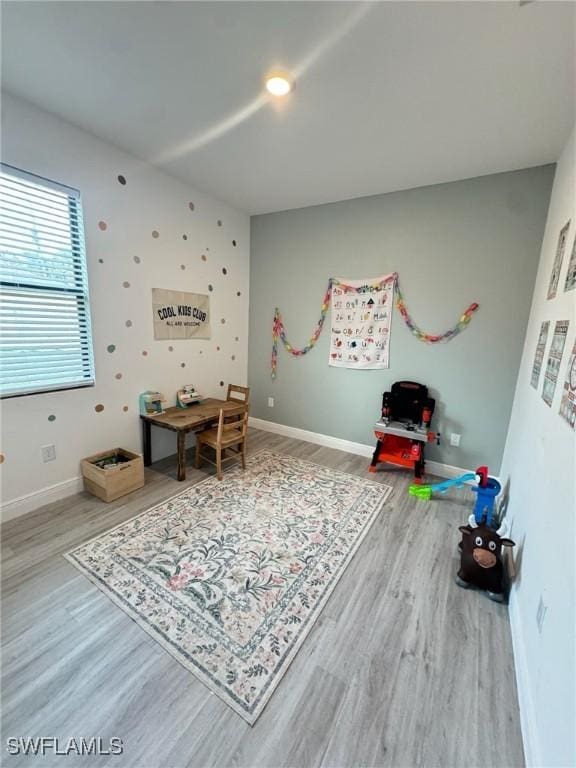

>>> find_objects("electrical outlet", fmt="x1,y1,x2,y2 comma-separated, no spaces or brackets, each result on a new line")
450,433,461,447
41,444,56,463
536,595,547,634
268,397,274,408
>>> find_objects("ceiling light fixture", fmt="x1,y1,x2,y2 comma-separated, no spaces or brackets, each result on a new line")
265,73,293,97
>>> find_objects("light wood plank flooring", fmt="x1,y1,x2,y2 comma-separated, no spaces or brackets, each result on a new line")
1,428,525,768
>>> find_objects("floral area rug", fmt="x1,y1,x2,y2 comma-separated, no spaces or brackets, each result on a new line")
65,450,392,724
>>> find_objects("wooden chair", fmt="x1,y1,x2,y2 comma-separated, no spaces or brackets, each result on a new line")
195,404,249,480
226,383,250,405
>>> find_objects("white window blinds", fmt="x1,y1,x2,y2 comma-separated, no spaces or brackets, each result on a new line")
0,164,95,397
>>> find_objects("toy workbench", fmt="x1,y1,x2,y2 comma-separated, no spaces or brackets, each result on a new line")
369,380,440,482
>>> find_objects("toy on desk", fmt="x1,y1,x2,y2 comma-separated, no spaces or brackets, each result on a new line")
369,381,440,482
139,391,166,416
177,384,204,408
456,514,515,602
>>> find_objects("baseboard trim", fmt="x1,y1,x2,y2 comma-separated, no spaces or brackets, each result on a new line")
1,475,84,523
1,421,474,523
508,590,540,767
249,417,472,480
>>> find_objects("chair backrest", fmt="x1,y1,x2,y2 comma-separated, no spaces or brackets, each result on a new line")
217,404,249,443
226,384,250,404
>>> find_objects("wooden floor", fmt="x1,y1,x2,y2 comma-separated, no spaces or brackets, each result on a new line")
1,429,525,768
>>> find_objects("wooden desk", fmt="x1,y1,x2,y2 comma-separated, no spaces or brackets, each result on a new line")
140,398,240,481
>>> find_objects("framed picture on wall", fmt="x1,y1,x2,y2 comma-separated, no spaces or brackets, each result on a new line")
564,236,576,293
559,338,576,429
530,320,550,389
547,220,570,300
542,320,569,406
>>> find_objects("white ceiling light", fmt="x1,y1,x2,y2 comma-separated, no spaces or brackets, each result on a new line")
265,73,292,97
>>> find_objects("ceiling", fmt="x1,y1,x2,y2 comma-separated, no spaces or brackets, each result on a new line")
2,1,575,215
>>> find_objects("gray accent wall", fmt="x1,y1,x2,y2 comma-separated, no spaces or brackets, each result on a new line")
248,167,554,473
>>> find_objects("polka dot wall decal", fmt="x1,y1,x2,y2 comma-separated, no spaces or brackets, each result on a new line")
221,318,226,324
115,373,122,380
189,202,195,211
201,254,207,262
180,362,186,368
98,259,104,264
133,255,141,264
95,404,105,413
183,234,188,240
232,240,237,247
123,281,130,288
98,221,107,231
117,174,127,185
222,267,227,275
208,284,213,292
123,405,129,412
181,264,186,270
217,220,222,227
0,453,5,464
216,346,220,351
152,230,159,239
142,350,148,356
235,336,239,341
231,355,236,361
107,344,116,353
168,345,174,352
125,320,132,328
48,414,56,422
237,291,241,296
219,381,224,387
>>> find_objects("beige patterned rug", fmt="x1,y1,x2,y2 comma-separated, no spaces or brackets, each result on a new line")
65,451,392,724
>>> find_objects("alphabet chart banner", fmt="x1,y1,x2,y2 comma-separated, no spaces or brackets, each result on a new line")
330,275,394,369
152,288,210,340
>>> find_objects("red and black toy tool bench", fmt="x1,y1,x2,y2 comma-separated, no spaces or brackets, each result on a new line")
369,381,440,482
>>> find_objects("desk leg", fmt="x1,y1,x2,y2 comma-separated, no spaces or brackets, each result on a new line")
142,421,152,466
177,431,186,481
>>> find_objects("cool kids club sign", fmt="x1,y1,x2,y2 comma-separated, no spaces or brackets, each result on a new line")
152,288,211,340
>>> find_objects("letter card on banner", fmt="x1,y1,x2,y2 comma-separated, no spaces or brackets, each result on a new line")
330,275,394,369
152,288,211,340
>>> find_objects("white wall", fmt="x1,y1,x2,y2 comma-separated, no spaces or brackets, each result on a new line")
0,93,250,519
501,126,575,767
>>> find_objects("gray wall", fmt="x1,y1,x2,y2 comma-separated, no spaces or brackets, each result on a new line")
248,167,554,473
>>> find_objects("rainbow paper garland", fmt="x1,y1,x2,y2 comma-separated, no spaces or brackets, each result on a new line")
271,273,479,378
394,276,479,343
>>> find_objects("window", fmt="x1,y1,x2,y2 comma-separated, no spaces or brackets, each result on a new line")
0,164,95,397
